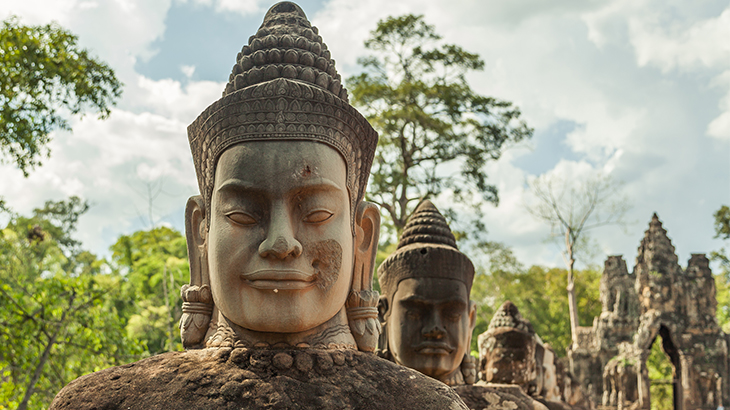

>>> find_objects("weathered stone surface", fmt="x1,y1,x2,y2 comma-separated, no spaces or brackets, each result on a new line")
50,348,467,410
479,301,537,392
475,301,585,409
454,384,535,410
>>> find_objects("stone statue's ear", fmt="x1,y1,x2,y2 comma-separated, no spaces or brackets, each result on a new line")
179,195,213,349
346,201,381,352
355,201,380,277
460,299,479,384
468,300,477,332
377,295,389,322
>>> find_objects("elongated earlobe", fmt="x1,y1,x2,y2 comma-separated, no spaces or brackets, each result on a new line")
346,201,381,352
179,195,214,349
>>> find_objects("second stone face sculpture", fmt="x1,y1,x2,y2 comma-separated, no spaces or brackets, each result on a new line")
377,200,478,386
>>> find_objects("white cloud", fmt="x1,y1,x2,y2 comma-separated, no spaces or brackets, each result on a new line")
628,5,730,72
174,0,263,16
129,75,224,123
1,0,727,270
180,64,196,79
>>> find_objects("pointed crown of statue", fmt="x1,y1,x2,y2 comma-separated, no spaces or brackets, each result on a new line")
486,300,534,336
187,1,378,227
378,200,475,299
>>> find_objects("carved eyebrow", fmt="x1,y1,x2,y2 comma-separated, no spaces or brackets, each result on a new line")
217,178,344,195
399,295,466,308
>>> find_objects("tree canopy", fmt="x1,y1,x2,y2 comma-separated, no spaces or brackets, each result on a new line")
0,17,122,175
109,226,189,354
0,198,144,410
469,243,602,355
348,14,532,237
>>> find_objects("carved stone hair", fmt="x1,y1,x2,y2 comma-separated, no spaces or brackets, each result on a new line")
186,1,378,230
378,200,475,302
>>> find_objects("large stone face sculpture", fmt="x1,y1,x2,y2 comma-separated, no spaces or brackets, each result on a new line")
377,201,537,409
49,3,467,409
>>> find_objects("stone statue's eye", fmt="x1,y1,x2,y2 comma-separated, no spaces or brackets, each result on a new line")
406,310,420,320
227,212,257,225
445,312,462,322
303,210,333,223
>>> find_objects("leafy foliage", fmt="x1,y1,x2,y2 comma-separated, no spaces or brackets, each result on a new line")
0,198,144,410
109,226,189,354
0,17,122,175
469,243,601,355
348,14,532,237
647,338,673,410
712,205,730,331
714,205,730,241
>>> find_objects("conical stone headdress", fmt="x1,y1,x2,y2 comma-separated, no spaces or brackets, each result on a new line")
187,1,378,226
378,200,475,299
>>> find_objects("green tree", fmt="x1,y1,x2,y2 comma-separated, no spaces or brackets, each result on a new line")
109,226,189,354
647,338,673,410
0,198,144,410
469,243,601,355
0,17,122,175
348,14,532,238
712,205,730,331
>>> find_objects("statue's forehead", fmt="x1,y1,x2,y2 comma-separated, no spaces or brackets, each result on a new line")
395,277,468,304
214,140,348,191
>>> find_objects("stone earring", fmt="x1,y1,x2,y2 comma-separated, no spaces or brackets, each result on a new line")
346,289,381,352
460,353,477,385
179,246,214,348
180,196,214,349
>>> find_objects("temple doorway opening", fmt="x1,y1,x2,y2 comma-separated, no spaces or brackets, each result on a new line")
647,326,681,410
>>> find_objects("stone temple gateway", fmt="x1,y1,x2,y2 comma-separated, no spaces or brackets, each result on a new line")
569,214,727,409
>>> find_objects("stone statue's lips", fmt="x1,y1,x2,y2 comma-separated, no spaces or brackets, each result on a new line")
414,342,454,355
241,269,317,290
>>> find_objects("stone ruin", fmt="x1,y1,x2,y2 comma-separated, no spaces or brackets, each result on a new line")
569,213,727,409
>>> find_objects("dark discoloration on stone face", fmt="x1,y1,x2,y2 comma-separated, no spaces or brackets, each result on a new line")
306,239,342,291
301,164,312,177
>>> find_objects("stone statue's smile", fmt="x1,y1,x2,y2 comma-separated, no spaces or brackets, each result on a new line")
414,342,454,355
241,269,317,290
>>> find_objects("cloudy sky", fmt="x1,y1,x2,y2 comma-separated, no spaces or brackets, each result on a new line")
1,0,728,272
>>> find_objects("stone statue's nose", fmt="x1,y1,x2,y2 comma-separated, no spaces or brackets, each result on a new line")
259,235,303,259
422,315,446,339
258,202,303,259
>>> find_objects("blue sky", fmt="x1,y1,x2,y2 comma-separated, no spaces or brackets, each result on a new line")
1,0,728,272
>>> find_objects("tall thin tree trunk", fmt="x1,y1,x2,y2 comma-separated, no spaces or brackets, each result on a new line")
18,295,71,410
162,263,173,351
567,260,579,347
565,229,580,347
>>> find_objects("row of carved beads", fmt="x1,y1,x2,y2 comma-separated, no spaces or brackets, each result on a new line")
228,64,345,100
258,18,319,39
234,48,337,82
260,14,313,32
241,33,329,63
227,347,358,375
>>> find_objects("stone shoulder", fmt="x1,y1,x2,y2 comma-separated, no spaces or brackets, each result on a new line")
51,348,467,410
